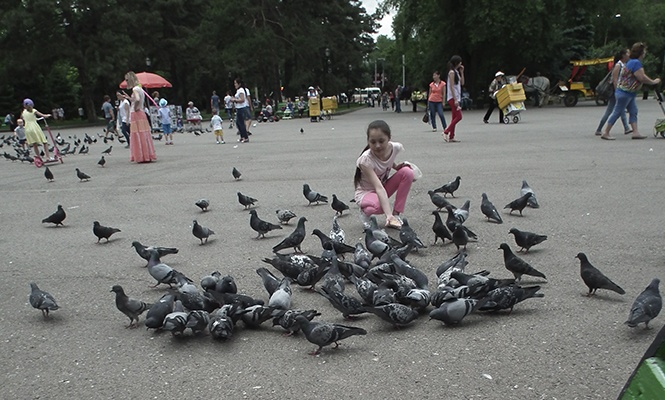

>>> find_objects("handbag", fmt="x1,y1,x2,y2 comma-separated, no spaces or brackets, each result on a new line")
422,112,429,124
595,71,614,100
403,161,422,181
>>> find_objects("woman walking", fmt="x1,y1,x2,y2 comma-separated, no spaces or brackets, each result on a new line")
427,71,447,133
443,56,464,142
594,49,631,136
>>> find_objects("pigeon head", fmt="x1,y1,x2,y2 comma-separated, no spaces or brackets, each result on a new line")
455,176,461,181
93,221,100,227
574,252,588,262
508,228,518,235
401,217,410,226
498,243,510,251
110,285,124,293
482,193,488,200
131,241,141,248
30,282,38,291
249,210,257,216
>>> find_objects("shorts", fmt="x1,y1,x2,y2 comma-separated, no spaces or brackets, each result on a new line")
18,138,26,145
162,123,171,134
214,129,224,137
105,118,115,130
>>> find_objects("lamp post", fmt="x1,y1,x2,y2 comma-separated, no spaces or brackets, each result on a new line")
603,13,621,46
378,58,385,89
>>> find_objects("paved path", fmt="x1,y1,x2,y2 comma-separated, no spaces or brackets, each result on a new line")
2,100,665,399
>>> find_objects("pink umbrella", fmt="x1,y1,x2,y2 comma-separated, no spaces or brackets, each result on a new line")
119,72,172,89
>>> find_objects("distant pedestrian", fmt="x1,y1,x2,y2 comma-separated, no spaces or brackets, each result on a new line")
4,112,16,132
394,85,402,113
13,118,26,149
125,71,157,163
101,95,116,138
223,91,234,127
21,98,53,160
232,77,250,143
211,91,220,113
483,71,506,124
211,109,224,144
443,55,465,142
116,91,131,146
427,71,447,133
594,49,631,136
159,98,173,145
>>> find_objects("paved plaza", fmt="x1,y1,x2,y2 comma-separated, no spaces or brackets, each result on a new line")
2,99,665,399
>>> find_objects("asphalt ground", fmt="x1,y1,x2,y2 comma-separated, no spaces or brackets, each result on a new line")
2,98,665,399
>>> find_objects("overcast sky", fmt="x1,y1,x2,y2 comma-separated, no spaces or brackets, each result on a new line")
361,0,394,38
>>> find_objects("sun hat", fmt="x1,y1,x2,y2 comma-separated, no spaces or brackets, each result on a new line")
23,98,34,107
159,98,168,107
495,71,505,77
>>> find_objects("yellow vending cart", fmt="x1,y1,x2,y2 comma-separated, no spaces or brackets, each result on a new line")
496,82,526,124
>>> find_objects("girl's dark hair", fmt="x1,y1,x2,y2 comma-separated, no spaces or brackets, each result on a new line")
629,42,646,59
614,48,629,63
353,120,391,187
448,55,462,84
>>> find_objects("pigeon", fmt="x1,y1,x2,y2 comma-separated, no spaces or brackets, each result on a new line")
269,278,293,310
331,194,349,215
479,285,544,312
93,221,121,242
256,267,281,296
353,242,372,270
481,193,502,223
29,283,59,318
433,176,461,197
208,305,238,340
237,192,257,209
97,156,106,167
241,304,280,328
276,209,297,224
329,215,345,243
303,183,328,205
295,315,367,355
101,145,112,155
300,128,304,134
44,167,54,182
195,199,209,212
363,227,390,259
200,271,221,292
428,190,455,211
399,217,426,249
272,309,320,336
312,229,355,256
509,228,547,253
185,310,210,334
504,192,533,216
76,168,90,182
296,262,331,289
626,279,662,329
368,216,401,246
453,200,470,223
429,297,489,325
262,254,310,280
521,180,540,208
317,285,366,319
110,285,152,328
272,217,307,253
146,250,180,288
131,241,179,266
42,205,66,226
363,303,419,327
452,224,470,250
575,253,625,296
214,275,238,294
192,219,214,244
232,167,242,180
78,145,88,154
498,243,547,283
162,300,189,336
431,211,453,244
449,271,514,298
249,209,283,238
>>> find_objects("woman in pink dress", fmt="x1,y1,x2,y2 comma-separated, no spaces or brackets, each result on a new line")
125,71,156,163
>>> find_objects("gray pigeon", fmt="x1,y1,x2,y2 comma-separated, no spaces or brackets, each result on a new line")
479,285,544,312
453,200,470,223
295,315,367,355
272,309,321,336
29,283,59,318
331,194,349,215
498,243,547,283
256,267,281,296
521,180,540,208
195,199,209,211
329,215,346,243
241,304,279,328
272,217,307,253
428,190,456,211
162,300,189,336
452,224,469,250
276,209,297,224
209,305,237,340
250,209,283,238
76,168,90,181
504,192,532,216
269,278,293,310
237,192,257,209
626,279,662,329
303,183,328,205
576,253,625,296
232,167,242,180
131,241,179,266
317,285,366,319
509,228,547,253
101,145,112,155
111,285,152,328
399,217,427,249
44,166,54,181
353,242,372,270
433,176,461,197
145,294,175,329
146,250,177,287
192,219,214,244
431,211,452,244
93,221,121,242
362,303,419,327
429,297,489,325
97,155,105,167
185,310,210,334
481,193,502,223
312,229,355,255
42,205,66,226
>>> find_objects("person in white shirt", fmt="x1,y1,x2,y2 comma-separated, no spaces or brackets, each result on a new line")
116,91,131,146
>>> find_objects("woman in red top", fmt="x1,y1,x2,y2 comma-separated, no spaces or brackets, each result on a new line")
427,71,447,133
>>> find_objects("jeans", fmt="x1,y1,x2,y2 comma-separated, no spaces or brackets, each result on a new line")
596,95,629,133
360,167,414,216
395,99,402,112
121,122,130,144
428,101,447,130
236,107,249,140
607,90,637,126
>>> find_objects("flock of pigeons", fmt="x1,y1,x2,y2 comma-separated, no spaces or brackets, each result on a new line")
29,157,663,355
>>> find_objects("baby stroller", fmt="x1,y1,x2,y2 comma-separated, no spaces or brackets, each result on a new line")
33,117,63,168
653,90,665,138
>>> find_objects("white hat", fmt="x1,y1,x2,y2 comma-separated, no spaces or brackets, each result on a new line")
495,71,505,77
308,86,314,90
